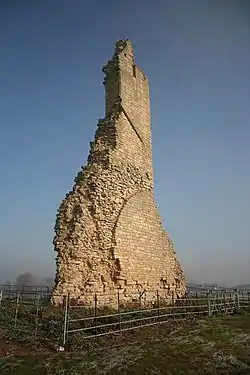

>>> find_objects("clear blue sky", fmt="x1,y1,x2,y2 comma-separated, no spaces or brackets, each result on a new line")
0,0,249,286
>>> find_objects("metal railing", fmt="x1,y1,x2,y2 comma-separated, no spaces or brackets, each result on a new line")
62,289,250,345
0,287,249,348
0,284,51,295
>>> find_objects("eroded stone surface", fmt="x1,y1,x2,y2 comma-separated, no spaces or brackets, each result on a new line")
51,39,186,307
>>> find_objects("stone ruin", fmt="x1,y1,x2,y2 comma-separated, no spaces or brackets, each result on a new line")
51,39,186,307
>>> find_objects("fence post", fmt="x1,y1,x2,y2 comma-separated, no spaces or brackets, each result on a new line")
195,292,198,308
62,294,69,346
94,293,97,336
34,294,41,339
207,291,212,317
235,289,240,310
139,292,142,327
14,291,20,330
157,290,160,321
171,290,175,308
0,290,2,306
223,291,226,313
117,291,121,331
186,293,188,313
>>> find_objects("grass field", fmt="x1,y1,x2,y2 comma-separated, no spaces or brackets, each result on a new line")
0,310,250,374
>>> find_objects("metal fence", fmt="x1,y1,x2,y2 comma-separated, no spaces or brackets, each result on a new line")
0,284,51,296
0,287,249,348
0,287,62,351
62,289,250,345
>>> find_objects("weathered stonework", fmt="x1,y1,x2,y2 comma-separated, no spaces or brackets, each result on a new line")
51,40,186,307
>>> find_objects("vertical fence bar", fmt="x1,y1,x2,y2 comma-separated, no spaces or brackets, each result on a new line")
117,291,121,331
157,290,160,321
0,290,2,306
33,291,37,305
207,291,212,317
14,291,20,330
172,291,175,313
62,294,69,346
195,292,198,309
139,293,142,327
186,294,188,313
94,293,98,336
223,291,226,313
229,291,232,311
235,289,240,310
34,294,41,339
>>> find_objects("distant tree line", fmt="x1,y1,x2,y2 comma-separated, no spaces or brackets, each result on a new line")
3,272,54,291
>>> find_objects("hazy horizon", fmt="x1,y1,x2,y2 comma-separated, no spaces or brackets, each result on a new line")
0,271,248,288
0,0,249,287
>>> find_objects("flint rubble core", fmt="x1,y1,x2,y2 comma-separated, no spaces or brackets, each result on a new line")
52,40,186,306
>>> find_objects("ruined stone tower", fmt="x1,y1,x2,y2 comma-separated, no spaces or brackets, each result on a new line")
52,40,186,306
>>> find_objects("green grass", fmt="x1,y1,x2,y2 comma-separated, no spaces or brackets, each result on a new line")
1,311,250,374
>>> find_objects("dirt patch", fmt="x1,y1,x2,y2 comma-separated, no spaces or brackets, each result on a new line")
0,342,28,357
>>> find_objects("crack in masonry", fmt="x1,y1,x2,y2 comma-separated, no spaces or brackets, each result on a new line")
120,105,144,145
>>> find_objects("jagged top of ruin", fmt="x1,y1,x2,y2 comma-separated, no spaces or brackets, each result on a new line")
103,39,134,70
114,39,134,56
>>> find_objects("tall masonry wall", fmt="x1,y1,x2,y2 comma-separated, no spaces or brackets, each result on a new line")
51,39,186,307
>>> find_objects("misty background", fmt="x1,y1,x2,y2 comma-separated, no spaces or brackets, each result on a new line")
0,0,249,287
